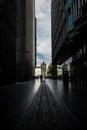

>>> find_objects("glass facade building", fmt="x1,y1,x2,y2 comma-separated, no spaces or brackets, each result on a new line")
51,0,87,84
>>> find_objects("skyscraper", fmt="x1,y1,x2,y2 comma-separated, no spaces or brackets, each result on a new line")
35,17,37,68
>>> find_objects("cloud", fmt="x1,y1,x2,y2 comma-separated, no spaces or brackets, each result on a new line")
37,40,52,68
35,0,51,67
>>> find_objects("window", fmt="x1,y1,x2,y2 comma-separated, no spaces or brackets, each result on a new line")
68,0,72,8
73,0,78,21
81,0,84,6
68,14,74,31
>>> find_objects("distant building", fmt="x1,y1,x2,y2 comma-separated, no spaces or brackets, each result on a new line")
41,61,46,77
57,65,63,78
51,0,87,84
35,17,37,68
35,67,41,77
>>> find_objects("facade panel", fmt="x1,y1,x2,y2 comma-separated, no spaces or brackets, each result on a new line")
16,0,35,81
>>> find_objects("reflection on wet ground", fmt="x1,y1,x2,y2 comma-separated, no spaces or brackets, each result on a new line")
16,80,80,129
0,79,87,129
46,79,87,128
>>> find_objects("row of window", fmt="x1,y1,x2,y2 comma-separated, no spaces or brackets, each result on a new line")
52,0,87,51
68,0,87,8
68,0,87,31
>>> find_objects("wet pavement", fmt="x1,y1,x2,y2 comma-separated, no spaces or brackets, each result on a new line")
0,79,87,129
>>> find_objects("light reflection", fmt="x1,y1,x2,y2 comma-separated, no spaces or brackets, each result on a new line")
56,80,64,97
46,79,64,103
46,79,72,98
33,79,41,93
68,82,72,94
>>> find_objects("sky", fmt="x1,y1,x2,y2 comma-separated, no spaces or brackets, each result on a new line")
35,0,51,68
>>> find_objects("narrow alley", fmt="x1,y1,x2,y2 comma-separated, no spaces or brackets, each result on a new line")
0,1,87,129
1,79,87,129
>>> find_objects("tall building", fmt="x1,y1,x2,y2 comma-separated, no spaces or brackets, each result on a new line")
0,0,35,86
51,0,87,84
41,61,46,77
35,17,37,68
0,0,17,86
32,1,35,77
16,0,35,81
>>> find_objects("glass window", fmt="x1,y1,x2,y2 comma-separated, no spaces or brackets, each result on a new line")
68,0,72,8
68,14,74,31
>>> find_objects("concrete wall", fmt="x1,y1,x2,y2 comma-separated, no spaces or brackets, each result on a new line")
16,0,35,81
25,0,35,79
16,0,25,81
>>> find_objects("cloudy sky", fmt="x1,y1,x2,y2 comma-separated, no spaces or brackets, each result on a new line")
35,0,51,67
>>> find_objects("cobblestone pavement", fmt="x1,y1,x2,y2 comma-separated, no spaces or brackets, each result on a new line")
0,79,87,130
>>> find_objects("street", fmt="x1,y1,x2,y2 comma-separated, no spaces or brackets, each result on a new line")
0,79,87,129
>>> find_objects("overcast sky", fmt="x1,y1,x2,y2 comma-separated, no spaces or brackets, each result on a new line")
35,0,51,68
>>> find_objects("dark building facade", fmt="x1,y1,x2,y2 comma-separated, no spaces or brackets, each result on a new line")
0,0,17,86
51,0,87,84
16,0,35,81
0,0,35,85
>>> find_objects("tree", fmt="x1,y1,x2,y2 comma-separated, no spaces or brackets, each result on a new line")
50,65,57,77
